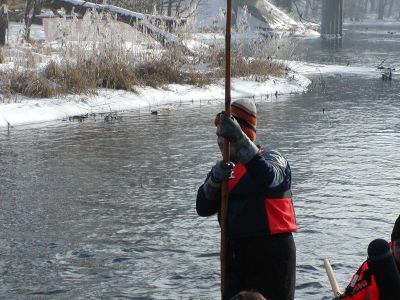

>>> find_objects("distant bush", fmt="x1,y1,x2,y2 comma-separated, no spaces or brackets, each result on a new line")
0,8,292,99
8,0,26,10
210,49,285,81
8,71,58,98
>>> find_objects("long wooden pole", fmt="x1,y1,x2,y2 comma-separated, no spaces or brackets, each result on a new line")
323,258,342,297
221,0,232,297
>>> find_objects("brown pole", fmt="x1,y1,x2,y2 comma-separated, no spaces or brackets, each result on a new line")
221,0,232,297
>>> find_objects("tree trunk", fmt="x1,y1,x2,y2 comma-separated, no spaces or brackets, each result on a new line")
0,4,8,46
378,0,385,19
25,0,36,41
321,0,343,36
387,0,395,17
167,0,173,16
34,0,42,15
370,0,376,11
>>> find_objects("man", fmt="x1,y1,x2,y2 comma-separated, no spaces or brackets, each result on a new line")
231,290,267,300
196,99,297,300
338,215,400,300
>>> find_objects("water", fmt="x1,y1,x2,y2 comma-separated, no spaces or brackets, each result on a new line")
1,24,400,299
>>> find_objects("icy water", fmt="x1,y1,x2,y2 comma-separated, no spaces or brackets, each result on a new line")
0,24,400,299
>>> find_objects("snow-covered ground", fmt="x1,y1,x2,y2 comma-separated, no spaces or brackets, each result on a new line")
0,2,385,129
0,18,315,129
195,0,319,37
1,58,383,129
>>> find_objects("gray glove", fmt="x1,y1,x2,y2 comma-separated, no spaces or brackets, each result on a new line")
203,160,235,200
216,112,243,143
216,112,259,164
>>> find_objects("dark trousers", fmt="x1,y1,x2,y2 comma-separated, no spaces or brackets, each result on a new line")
223,233,296,300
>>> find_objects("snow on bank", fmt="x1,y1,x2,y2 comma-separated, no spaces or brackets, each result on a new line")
288,61,378,77
195,0,319,37
0,74,310,128
0,18,314,129
1,58,389,129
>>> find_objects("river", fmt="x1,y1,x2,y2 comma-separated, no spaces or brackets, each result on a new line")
0,23,399,299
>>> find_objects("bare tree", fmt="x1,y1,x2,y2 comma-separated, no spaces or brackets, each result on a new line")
24,0,36,41
0,0,8,46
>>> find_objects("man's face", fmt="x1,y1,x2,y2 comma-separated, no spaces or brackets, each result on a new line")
393,240,400,264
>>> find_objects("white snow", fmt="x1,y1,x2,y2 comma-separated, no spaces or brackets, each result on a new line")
0,2,383,129
0,19,315,129
194,0,320,37
0,73,311,128
2,57,386,129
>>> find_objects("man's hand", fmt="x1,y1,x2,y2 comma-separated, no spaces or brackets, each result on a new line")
203,160,235,200
216,112,244,143
211,160,235,183
216,112,259,165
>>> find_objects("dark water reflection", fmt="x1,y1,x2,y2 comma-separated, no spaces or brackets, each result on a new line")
297,23,400,68
1,24,400,299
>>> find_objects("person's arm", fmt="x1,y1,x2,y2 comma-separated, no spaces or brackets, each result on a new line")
196,172,220,217
245,150,291,191
216,113,290,191
196,161,234,217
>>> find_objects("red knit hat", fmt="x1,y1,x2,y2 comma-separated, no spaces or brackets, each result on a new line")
231,99,257,141
214,99,257,141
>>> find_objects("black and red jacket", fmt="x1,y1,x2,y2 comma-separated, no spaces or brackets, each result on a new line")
196,148,297,239
339,242,399,300
339,260,379,300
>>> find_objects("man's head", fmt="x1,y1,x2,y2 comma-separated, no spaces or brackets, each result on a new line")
391,215,400,265
230,290,266,300
215,99,257,161
230,98,257,142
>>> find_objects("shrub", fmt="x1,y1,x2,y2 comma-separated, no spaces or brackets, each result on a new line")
44,60,96,94
0,7,293,99
211,49,285,81
9,71,58,98
94,56,138,91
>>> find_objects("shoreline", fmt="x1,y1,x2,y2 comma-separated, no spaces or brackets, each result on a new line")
1,59,391,129
0,72,311,129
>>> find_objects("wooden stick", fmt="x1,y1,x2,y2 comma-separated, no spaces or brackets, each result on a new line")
220,0,232,297
324,258,342,297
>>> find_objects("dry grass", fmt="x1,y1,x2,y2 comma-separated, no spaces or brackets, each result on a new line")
0,8,291,99
8,0,26,10
231,55,285,81
135,59,212,88
44,60,97,94
211,49,285,81
94,56,138,91
8,71,58,98
4,54,213,98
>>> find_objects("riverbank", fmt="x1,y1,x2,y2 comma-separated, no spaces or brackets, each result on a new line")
0,72,310,128
0,19,315,129
1,60,390,129
1,17,395,129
